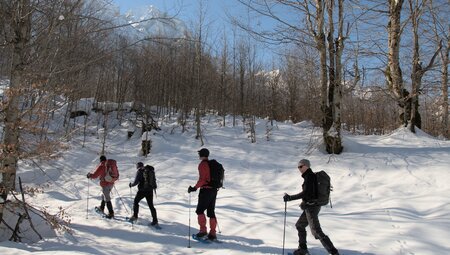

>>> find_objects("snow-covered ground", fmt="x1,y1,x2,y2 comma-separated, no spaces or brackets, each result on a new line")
1,109,449,255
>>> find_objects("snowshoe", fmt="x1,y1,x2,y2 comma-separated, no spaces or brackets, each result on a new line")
126,216,138,223
150,221,161,229
192,233,210,243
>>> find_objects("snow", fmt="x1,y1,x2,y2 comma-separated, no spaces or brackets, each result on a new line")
1,109,449,255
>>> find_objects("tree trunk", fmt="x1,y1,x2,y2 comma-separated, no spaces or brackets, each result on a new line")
441,38,449,138
386,0,407,126
324,0,343,154
313,1,332,142
0,0,32,223
330,0,345,154
409,0,442,132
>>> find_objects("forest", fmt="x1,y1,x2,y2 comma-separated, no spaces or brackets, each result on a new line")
0,0,448,225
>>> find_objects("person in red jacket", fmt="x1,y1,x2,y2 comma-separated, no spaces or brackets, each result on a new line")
87,155,115,219
188,148,218,241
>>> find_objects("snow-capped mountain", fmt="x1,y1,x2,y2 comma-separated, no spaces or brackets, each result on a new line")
116,4,188,40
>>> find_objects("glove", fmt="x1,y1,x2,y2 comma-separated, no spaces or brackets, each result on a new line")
188,186,197,193
129,182,132,188
86,173,92,179
283,193,291,202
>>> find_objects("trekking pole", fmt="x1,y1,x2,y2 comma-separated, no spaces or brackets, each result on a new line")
129,186,134,228
188,192,191,248
114,185,130,215
86,178,90,219
282,201,287,255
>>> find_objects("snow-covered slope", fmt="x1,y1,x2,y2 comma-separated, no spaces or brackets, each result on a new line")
1,108,449,255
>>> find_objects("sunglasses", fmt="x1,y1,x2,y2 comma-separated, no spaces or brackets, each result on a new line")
298,165,305,169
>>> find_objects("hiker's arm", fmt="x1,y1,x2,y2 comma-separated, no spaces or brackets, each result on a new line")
90,163,104,179
289,192,303,201
130,171,141,187
152,172,157,189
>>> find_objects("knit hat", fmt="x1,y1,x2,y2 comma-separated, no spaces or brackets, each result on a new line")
136,162,144,168
100,155,107,162
298,159,310,168
198,148,210,157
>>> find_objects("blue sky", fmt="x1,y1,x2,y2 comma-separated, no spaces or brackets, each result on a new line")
113,0,240,29
112,0,278,64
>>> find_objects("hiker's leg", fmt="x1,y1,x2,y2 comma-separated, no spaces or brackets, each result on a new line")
319,235,339,254
106,201,114,215
306,206,339,254
133,191,145,218
99,200,105,211
196,189,209,233
205,189,217,218
305,206,324,239
145,192,157,223
206,189,218,235
101,185,113,202
295,210,308,248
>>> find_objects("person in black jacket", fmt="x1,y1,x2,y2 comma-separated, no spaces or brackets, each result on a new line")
283,159,339,255
129,162,158,225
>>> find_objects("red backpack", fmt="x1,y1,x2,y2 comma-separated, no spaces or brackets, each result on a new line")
103,159,119,183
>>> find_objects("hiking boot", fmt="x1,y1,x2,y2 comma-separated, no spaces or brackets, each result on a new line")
94,206,104,214
105,201,114,219
194,232,207,238
128,216,138,222
150,221,158,226
207,234,217,241
293,248,310,255
99,200,105,212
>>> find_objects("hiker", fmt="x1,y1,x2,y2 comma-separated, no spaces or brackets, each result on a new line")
188,148,218,241
87,155,115,219
283,159,340,255
128,162,158,226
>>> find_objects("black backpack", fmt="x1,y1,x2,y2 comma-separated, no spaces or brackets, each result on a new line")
315,171,332,206
142,165,157,190
208,159,225,189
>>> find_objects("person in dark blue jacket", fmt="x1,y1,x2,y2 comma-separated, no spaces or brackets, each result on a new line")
129,162,158,225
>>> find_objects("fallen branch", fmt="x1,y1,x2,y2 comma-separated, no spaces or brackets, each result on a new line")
18,177,43,240
10,213,25,242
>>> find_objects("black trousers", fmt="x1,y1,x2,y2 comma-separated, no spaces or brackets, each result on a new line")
133,189,157,222
295,205,338,254
196,188,217,217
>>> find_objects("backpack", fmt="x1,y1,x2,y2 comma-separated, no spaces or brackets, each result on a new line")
315,170,332,206
142,165,156,190
104,159,119,183
208,159,225,189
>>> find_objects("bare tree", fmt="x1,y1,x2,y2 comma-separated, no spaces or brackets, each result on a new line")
0,0,32,223
304,0,349,153
408,0,442,133
386,0,442,133
429,0,449,138
193,0,207,145
234,0,350,153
